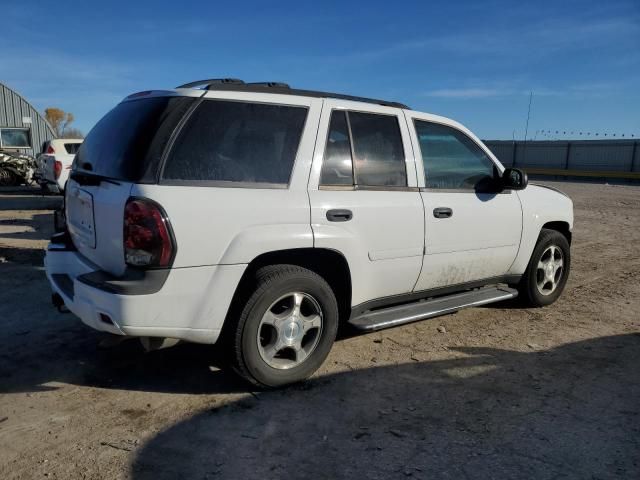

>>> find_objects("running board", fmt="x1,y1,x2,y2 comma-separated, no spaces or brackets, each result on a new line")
348,286,518,332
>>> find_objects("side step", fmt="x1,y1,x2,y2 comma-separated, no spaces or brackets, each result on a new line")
348,286,518,332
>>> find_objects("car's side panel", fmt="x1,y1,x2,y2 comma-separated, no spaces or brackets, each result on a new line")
309,196,424,305
218,224,314,264
416,191,523,289
133,183,313,268
405,111,523,290
508,185,574,275
308,99,425,306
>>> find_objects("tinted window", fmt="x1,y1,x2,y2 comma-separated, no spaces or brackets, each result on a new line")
1,128,30,148
64,143,82,154
349,112,406,187
414,120,497,190
320,111,353,185
75,96,195,181
163,100,307,185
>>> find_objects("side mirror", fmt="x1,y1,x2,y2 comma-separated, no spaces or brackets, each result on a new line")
502,168,528,190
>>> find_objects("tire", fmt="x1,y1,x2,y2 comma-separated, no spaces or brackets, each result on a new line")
518,228,571,307
0,167,17,186
226,264,339,388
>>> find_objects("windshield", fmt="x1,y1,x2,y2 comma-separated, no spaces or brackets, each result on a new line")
74,96,195,182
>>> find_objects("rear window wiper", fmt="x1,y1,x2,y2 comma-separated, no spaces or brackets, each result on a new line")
70,170,121,186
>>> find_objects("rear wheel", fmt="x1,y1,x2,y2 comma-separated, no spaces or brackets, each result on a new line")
227,265,339,388
519,228,571,307
0,167,17,186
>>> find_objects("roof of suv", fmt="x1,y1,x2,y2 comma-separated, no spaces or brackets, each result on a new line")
175,78,410,110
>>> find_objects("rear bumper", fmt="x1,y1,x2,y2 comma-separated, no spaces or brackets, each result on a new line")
44,241,246,344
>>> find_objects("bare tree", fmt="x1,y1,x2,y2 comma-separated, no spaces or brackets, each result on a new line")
61,127,84,139
44,108,79,137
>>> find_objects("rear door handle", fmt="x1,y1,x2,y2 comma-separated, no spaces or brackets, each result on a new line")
326,209,353,222
433,207,453,219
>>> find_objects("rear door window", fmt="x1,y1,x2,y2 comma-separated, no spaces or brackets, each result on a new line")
320,111,354,185
319,110,407,188
74,96,195,182
162,100,308,186
350,112,406,187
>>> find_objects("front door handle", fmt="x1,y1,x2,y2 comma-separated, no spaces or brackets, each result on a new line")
433,207,453,219
326,209,353,222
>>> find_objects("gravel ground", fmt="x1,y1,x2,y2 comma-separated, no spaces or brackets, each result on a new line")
0,181,638,479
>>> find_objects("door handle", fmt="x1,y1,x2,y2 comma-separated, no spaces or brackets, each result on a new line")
326,209,353,222
433,207,453,219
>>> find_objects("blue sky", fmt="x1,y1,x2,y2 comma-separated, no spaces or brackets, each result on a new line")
2,0,638,139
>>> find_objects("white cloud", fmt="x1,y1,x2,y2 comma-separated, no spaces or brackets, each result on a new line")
0,46,141,132
423,88,506,99
310,13,640,68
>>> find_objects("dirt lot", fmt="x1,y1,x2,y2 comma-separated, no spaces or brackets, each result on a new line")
0,182,639,479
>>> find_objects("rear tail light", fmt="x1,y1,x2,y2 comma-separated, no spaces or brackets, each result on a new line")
53,160,63,179
123,198,176,268
46,144,55,154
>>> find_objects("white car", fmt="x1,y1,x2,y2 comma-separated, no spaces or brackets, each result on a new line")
45,79,573,387
38,138,83,193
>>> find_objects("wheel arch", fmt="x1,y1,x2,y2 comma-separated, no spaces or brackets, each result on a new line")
225,248,353,325
508,217,573,276
541,221,572,245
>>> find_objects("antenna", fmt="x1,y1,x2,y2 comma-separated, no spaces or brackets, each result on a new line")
522,91,533,166
523,91,533,141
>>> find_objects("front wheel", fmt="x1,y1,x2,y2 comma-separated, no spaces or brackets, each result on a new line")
227,265,339,388
518,228,571,307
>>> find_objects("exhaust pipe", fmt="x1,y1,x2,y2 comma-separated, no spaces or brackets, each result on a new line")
140,337,180,352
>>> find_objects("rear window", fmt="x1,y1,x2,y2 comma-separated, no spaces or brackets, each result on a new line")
74,96,195,181
64,143,82,155
162,100,307,186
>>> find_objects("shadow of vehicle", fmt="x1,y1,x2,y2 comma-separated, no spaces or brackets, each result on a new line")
0,214,53,243
0,324,249,395
0,213,55,265
0,187,63,210
127,334,640,480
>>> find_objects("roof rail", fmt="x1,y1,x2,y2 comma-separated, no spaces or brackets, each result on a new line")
175,79,410,109
247,82,290,88
176,78,245,89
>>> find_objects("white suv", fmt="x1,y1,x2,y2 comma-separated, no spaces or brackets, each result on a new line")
45,79,573,387
38,138,83,192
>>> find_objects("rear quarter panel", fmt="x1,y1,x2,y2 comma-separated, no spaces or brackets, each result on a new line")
130,185,314,267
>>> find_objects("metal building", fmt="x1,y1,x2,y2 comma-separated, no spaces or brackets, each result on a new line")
484,139,640,180
0,81,56,158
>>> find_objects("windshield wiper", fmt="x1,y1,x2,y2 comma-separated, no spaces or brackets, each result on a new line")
70,170,121,186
